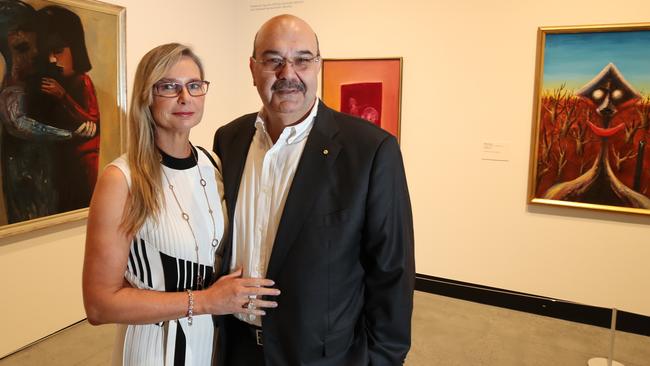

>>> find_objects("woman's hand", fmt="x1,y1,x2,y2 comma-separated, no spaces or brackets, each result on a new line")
197,268,280,316
74,121,97,138
41,77,66,99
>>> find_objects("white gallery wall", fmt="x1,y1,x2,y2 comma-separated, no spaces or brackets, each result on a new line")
1,0,649,358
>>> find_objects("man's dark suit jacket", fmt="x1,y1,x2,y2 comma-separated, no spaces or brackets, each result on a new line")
213,101,415,366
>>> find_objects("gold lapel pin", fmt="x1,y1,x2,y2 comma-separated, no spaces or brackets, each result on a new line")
323,149,329,155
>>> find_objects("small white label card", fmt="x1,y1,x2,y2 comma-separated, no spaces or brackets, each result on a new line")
481,141,510,162
249,0,305,11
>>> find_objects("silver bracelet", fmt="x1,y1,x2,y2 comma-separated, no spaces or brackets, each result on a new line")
186,289,194,326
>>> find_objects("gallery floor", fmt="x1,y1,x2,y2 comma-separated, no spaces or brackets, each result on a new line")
1,291,648,365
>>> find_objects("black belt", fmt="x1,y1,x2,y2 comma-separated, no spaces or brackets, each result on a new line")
239,320,263,346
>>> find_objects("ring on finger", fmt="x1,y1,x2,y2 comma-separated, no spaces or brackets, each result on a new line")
247,296,256,310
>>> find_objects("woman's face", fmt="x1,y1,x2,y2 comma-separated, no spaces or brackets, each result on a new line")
49,47,74,77
150,56,205,134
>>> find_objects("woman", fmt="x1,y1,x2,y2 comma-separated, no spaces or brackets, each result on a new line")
36,5,100,211
82,43,279,365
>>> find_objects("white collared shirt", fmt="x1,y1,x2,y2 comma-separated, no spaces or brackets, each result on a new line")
232,101,319,325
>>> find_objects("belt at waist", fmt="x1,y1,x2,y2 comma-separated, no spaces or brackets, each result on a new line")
236,318,263,346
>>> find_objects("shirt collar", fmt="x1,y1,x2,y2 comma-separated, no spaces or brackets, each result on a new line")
255,99,319,145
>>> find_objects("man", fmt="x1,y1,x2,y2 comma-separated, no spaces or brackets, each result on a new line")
213,14,414,365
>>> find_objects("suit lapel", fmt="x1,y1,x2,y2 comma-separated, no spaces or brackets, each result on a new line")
266,103,341,279
223,118,256,219
221,117,255,275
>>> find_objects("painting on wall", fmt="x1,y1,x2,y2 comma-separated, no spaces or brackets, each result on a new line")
528,23,650,215
322,58,402,140
0,0,126,237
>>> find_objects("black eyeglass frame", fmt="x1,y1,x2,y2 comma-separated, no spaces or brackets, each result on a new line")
152,80,211,98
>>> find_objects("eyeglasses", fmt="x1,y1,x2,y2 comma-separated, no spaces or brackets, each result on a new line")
252,55,321,72
153,80,210,97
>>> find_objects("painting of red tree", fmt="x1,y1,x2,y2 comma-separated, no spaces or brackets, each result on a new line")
529,26,650,214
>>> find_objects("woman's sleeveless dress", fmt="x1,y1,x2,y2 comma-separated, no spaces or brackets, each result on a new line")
110,147,226,365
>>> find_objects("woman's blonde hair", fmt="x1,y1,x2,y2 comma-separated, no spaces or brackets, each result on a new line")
122,43,205,234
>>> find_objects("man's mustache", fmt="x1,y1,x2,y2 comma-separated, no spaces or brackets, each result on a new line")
272,79,306,93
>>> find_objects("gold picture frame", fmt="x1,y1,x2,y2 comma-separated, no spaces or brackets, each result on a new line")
0,0,126,238
528,23,650,215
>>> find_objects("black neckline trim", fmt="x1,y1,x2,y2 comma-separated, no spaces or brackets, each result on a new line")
159,145,198,170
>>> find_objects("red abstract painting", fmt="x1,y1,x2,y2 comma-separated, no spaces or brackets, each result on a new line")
340,82,383,127
322,58,402,140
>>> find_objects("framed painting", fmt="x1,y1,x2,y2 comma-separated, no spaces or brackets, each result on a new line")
0,0,126,237
321,58,402,140
528,23,650,215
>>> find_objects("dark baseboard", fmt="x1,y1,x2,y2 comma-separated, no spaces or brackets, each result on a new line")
415,273,650,337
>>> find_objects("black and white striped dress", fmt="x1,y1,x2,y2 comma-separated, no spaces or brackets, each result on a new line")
110,147,226,365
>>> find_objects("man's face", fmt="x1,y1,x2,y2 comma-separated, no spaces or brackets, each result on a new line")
250,21,320,123
7,30,38,82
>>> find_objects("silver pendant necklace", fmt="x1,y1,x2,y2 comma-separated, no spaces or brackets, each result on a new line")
160,144,219,290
